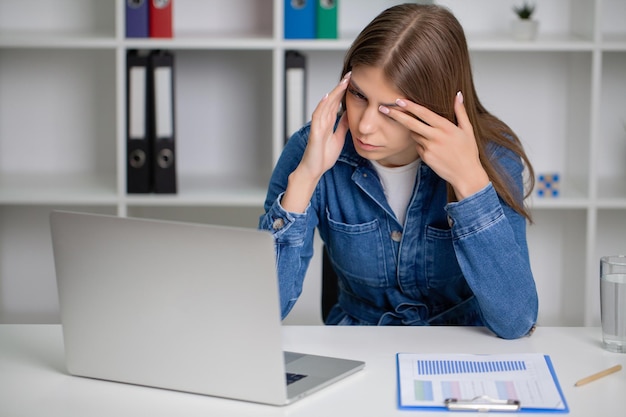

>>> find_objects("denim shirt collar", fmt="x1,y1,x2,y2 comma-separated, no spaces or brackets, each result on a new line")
336,131,369,168
336,132,398,221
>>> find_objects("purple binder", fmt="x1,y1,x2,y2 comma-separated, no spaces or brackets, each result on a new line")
126,0,149,38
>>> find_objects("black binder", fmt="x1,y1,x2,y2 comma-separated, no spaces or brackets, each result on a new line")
149,50,177,194
284,51,306,143
126,50,151,193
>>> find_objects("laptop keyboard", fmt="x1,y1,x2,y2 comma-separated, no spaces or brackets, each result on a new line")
286,372,308,385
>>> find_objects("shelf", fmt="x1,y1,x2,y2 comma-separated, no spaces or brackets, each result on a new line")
281,34,598,53
280,39,352,51
125,37,276,51
466,33,595,51
592,208,626,325
471,50,593,203
125,175,268,207
0,204,118,324
173,0,273,40
596,209,626,250
596,178,626,203
601,0,626,47
0,32,117,49
528,173,591,209
0,174,117,205
0,0,116,39
125,205,263,229
172,49,274,193
527,209,587,326
0,0,625,328
598,52,626,203
600,34,626,51
530,199,592,210
0,48,117,196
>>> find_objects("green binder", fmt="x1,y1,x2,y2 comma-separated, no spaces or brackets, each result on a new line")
316,0,338,39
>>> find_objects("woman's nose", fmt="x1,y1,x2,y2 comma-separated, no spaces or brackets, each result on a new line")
358,104,381,135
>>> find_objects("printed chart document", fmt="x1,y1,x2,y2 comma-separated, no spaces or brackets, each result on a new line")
397,353,569,413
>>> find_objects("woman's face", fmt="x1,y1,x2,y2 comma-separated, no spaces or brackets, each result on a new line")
345,65,420,167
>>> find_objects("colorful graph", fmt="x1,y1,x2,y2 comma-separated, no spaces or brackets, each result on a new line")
416,359,527,375
413,379,518,402
413,380,433,401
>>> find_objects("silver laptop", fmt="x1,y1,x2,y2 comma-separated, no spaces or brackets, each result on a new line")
50,210,364,406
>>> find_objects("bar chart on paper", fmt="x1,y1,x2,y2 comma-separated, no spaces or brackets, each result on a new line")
397,353,568,412
413,359,526,402
417,358,527,375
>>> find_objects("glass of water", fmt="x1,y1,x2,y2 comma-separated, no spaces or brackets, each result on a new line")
600,255,626,353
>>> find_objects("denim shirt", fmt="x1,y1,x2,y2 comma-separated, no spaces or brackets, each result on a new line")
259,123,538,339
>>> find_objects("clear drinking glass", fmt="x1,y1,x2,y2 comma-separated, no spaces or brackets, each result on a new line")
600,255,626,353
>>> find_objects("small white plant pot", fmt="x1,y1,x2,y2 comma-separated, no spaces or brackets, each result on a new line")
511,19,539,41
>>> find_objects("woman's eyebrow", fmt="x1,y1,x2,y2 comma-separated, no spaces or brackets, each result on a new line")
349,79,399,108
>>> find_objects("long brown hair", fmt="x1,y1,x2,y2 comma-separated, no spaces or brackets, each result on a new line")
340,4,534,221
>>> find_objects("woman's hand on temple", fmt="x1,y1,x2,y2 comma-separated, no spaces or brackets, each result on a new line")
280,72,351,213
299,72,352,180
379,92,489,200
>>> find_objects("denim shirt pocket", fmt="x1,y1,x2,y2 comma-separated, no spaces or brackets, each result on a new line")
326,211,387,288
423,225,464,289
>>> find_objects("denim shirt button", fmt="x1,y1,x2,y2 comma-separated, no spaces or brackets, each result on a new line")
390,230,402,242
447,215,454,228
272,218,285,230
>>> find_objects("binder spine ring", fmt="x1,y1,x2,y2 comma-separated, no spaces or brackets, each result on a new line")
129,149,147,169
153,0,170,9
157,148,174,169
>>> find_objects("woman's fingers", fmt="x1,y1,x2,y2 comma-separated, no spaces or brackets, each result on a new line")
301,73,352,178
378,92,471,140
318,72,351,107
453,91,471,132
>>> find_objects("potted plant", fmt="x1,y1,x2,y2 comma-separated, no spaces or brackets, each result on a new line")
512,2,539,41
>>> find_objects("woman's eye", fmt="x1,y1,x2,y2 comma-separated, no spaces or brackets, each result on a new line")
348,88,366,101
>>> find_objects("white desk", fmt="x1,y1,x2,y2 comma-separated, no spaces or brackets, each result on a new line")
1,325,625,416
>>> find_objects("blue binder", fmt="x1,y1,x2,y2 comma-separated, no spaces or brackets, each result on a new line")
284,0,316,39
126,0,149,38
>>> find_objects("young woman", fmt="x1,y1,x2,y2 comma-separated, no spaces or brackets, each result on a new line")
259,3,538,339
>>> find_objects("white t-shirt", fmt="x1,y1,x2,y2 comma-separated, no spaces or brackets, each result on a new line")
370,159,420,226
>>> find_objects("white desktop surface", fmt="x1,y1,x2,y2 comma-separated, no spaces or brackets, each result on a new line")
1,325,625,416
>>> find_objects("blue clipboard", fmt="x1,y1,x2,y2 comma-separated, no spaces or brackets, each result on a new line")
396,353,569,413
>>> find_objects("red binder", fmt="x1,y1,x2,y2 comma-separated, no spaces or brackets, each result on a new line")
149,0,173,38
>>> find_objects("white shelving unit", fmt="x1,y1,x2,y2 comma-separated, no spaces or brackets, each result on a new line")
0,0,624,326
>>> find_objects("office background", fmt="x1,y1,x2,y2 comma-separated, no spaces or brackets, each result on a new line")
0,0,624,327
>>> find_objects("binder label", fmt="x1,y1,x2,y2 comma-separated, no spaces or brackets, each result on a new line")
129,67,147,139
154,67,173,138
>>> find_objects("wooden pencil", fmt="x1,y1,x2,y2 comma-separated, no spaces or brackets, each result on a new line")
574,364,622,387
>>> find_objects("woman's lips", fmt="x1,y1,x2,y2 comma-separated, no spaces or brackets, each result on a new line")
356,138,380,151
